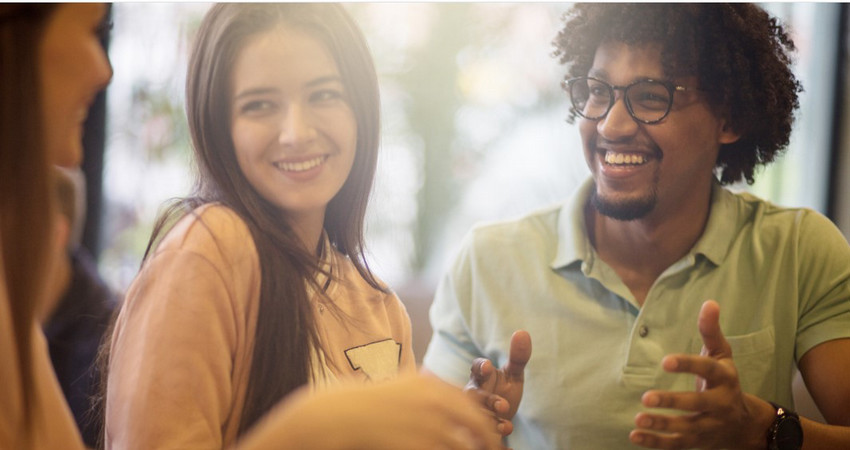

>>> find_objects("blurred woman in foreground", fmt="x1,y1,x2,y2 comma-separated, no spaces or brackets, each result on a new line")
0,3,112,448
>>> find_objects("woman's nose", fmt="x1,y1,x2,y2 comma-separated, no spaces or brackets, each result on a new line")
278,104,317,147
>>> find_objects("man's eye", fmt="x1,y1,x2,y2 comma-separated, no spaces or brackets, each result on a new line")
634,92,668,102
587,84,611,99
631,92,670,110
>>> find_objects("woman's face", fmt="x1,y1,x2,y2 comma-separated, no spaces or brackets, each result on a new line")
39,3,112,168
230,26,357,233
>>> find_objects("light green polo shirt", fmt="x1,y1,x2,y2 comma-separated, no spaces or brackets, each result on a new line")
423,177,850,449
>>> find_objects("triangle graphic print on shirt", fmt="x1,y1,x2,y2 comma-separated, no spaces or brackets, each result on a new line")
344,338,401,382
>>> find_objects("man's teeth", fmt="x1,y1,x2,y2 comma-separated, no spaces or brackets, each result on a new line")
275,156,326,172
604,152,648,165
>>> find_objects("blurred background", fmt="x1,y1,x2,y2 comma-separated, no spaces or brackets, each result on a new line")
79,3,850,369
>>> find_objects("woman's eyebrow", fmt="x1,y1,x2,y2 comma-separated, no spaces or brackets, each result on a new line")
233,87,278,100
305,75,343,88
233,75,343,100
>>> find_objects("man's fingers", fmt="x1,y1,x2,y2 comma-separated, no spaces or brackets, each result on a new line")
434,383,503,449
504,330,532,379
634,411,713,435
629,428,689,450
641,389,712,412
473,391,509,415
697,300,731,359
497,417,514,437
469,357,495,386
661,354,736,385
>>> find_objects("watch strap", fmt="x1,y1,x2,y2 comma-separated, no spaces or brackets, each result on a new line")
767,401,803,450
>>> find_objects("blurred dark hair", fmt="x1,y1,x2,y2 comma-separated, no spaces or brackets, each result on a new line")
0,3,59,438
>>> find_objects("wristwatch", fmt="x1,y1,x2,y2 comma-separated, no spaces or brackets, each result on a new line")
767,402,803,450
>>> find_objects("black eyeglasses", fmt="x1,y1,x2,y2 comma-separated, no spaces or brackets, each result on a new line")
563,76,695,124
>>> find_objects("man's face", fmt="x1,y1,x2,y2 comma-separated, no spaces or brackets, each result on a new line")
578,41,739,222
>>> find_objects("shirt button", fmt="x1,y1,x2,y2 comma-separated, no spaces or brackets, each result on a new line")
638,325,649,338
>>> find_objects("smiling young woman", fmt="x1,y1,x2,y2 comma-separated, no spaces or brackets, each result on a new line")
102,4,501,449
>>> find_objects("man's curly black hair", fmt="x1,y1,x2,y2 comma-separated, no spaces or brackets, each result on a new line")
553,3,802,185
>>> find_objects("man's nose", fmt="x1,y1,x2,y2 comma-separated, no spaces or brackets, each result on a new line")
596,95,638,140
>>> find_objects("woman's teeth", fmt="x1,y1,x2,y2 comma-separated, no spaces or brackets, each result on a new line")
275,156,327,172
604,152,648,166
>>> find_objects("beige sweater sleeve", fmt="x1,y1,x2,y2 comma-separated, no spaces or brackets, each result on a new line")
388,291,417,374
106,206,260,449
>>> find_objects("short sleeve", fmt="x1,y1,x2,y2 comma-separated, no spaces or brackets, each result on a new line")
422,232,484,386
795,210,850,361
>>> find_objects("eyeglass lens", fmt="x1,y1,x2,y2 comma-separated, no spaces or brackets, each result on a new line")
570,78,672,123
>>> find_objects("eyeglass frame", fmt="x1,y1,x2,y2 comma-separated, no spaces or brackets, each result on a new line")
562,76,696,125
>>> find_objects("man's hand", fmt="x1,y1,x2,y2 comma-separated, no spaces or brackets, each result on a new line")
629,300,775,449
465,330,532,437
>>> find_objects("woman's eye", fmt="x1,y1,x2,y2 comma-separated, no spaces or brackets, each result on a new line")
240,100,275,114
310,89,345,104
95,19,113,40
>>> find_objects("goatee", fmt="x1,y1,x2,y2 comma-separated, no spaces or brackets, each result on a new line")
590,183,656,221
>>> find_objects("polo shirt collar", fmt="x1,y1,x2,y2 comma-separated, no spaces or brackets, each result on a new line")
550,177,739,270
551,177,595,270
689,181,739,266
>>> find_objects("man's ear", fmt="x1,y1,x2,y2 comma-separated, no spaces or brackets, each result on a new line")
718,120,741,145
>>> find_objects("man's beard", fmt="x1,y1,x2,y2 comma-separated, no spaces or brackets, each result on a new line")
590,183,657,221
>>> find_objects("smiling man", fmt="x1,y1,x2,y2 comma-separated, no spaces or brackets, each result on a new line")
424,4,850,449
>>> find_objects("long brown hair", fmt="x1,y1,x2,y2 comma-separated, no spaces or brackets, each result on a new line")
153,3,382,435
0,3,58,436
